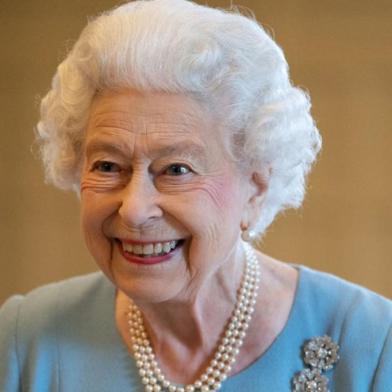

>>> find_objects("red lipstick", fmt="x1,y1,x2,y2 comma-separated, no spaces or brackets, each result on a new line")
117,239,183,265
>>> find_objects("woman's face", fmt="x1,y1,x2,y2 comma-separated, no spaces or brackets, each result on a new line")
80,89,257,303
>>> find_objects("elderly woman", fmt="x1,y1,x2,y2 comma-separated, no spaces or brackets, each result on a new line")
1,0,391,391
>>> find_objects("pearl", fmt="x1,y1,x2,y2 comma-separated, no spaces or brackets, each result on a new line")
222,353,230,361
157,374,165,382
218,345,226,353
208,376,215,385
219,373,227,382
128,242,260,392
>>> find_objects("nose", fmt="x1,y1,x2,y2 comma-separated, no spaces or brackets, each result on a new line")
118,172,163,228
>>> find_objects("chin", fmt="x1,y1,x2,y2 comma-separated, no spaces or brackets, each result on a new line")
106,250,188,304
114,272,185,304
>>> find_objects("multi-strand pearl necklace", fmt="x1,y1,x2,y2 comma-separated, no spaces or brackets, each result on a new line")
127,242,260,392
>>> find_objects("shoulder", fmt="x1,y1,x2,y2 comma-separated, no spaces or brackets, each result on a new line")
297,265,392,329
295,266,392,390
0,273,132,391
0,272,113,363
0,272,109,325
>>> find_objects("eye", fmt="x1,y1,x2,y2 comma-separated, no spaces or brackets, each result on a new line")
92,161,121,173
164,163,191,176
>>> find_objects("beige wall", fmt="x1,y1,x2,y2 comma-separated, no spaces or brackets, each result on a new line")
1,0,391,305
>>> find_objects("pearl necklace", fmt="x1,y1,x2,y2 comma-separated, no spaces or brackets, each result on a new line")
127,242,260,392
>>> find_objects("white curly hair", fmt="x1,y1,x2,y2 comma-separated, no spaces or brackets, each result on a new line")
36,0,321,235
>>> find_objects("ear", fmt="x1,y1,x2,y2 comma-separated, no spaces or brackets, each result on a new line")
241,168,270,229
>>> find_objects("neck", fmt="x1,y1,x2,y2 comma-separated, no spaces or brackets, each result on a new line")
132,243,245,352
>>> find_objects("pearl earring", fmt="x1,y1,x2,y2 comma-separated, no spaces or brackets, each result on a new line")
241,227,256,242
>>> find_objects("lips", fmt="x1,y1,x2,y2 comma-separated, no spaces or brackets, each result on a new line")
116,238,184,265
122,240,178,257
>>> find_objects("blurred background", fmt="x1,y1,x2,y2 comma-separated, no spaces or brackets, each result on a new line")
1,0,391,305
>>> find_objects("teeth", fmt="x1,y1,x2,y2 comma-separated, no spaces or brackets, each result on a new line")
123,243,134,253
122,240,179,257
162,242,171,253
133,244,143,255
154,243,162,254
143,244,154,255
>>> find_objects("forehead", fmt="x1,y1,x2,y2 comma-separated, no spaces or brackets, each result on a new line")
87,89,213,138
84,89,234,162
85,89,237,164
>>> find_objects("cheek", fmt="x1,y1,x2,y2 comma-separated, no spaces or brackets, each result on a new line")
80,168,122,239
171,177,243,278
80,189,117,261
80,174,127,193
201,174,244,214
200,177,243,247
165,175,244,239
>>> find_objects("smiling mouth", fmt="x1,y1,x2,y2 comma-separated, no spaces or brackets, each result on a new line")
117,239,184,258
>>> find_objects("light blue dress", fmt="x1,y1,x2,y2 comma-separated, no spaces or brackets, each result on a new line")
1,266,391,391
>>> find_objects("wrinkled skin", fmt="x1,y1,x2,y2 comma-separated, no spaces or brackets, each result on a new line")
79,89,297,383
80,89,260,304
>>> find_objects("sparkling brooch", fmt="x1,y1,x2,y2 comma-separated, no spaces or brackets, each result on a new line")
292,335,340,392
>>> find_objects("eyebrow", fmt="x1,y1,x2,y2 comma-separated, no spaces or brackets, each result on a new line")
154,141,206,158
84,138,131,159
84,138,206,160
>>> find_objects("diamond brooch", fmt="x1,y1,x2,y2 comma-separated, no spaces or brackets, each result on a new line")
292,335,340,392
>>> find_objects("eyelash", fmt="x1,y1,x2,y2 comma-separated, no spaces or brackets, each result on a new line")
91,161,192,176
92,161,121,173
163,163,191,176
